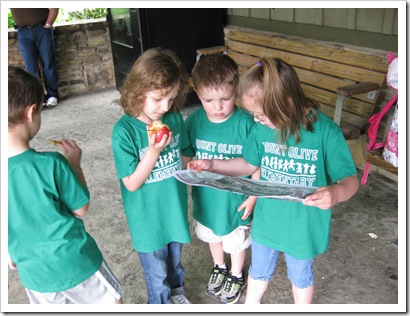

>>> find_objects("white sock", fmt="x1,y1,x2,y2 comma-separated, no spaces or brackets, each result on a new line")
232,272,243,278
216,263,227,270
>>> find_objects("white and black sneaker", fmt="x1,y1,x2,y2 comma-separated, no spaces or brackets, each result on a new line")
217,272,246,304
171,294,191,304
206,265,229,296
45,97,58,108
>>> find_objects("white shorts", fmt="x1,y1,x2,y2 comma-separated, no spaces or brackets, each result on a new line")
193,220,252,254
25,260,124,304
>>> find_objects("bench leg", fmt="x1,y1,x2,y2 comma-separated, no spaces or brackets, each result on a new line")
334,95,345,126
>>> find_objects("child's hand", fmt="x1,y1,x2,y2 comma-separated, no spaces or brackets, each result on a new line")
8,256,17,270
147,128,172,152
187,159,213,173
303,186,338,210
59,139,82,168
238,196,257,220
303,175,359,210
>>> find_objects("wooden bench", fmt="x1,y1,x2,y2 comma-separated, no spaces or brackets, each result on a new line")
196,26,390,133
194,26,397,176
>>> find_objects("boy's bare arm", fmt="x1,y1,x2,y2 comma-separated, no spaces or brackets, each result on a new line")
72,203,90,218
57,140,90,217
8,255,17,270
238,167,260,220
188,157,258,177
59,139,87,187
303,175,359,210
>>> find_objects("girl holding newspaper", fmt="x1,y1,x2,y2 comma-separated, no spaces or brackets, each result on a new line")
188,58,359,304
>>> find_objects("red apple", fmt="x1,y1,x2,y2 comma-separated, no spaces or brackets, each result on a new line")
148,120,170,143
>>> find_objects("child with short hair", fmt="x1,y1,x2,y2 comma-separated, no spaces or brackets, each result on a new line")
111,47,192,304
8,66,124,304
188,58,359,304
184,54,258,304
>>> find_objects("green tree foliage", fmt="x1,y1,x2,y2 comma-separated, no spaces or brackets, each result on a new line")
64,8,108,21
8,8,108,28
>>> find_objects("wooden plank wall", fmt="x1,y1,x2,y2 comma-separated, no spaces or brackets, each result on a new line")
227,8,398,36
223,26,396,138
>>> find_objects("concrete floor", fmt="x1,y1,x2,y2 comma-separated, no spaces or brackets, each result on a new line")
5,87,403,312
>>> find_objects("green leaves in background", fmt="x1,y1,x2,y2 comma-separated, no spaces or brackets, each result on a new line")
8,8,108,28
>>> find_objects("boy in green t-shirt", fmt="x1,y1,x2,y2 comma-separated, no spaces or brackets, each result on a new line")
183,54,258,304
8,66,124,304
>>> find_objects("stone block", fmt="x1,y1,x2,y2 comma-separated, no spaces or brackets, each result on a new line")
78,48,96,57
8,38,17,45
64,45,78,53
60,52,75,61
88,35,108,47
71,31,87,43
68,59,84,65
85,61,115,88
87,28,106,37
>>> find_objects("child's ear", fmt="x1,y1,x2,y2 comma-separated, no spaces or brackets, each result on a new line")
24,104,38,122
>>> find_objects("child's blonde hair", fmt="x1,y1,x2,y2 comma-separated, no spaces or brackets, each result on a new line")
238,58,318,143
119,47,190,116
192,54,238,91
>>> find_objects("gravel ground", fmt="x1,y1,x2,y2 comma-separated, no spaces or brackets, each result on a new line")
5,87,402,313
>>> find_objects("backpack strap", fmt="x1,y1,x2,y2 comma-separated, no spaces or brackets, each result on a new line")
361,94,398,185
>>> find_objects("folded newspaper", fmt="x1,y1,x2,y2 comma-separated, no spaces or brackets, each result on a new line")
173,170,318,202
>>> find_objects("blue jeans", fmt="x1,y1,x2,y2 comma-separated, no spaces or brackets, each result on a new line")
17,24,59,100
138,242,186,304
249,241,314,289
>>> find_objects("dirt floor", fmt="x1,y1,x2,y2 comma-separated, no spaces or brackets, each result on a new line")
6,87,402,312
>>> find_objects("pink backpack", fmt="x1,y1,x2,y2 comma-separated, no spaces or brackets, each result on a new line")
361,53,398,185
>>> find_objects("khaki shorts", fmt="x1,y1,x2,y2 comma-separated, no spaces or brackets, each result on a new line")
193,220,252,254
25,260,124,304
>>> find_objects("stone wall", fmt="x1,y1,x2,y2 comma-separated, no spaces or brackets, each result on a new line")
8,18,116,99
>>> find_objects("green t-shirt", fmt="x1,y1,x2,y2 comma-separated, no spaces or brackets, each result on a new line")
8,149,103,292
243,111,357,260
112,111,191,252
183,107,255,235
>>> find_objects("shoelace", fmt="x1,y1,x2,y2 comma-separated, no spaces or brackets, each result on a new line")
223,276,244,294
210,268,225,284
223,277,234,293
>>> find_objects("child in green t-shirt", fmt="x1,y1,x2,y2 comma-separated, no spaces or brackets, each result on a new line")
112,48,192,304
8,66,124,304
188,58,359,304
183,54,258,304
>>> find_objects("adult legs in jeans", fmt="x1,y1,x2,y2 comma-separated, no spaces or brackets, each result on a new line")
17,26,59,100
138,242,185,304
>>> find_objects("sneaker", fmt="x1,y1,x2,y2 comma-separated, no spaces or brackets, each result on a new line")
46,97,58,108
206,265,228,296
171,294,191,304
217,273,246,304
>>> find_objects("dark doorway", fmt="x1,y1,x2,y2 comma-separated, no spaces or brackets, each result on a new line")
107,8,226,95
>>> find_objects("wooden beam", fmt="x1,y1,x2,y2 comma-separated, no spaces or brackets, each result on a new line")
226,40,386,85
367,152,398,175
225,27,389,72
